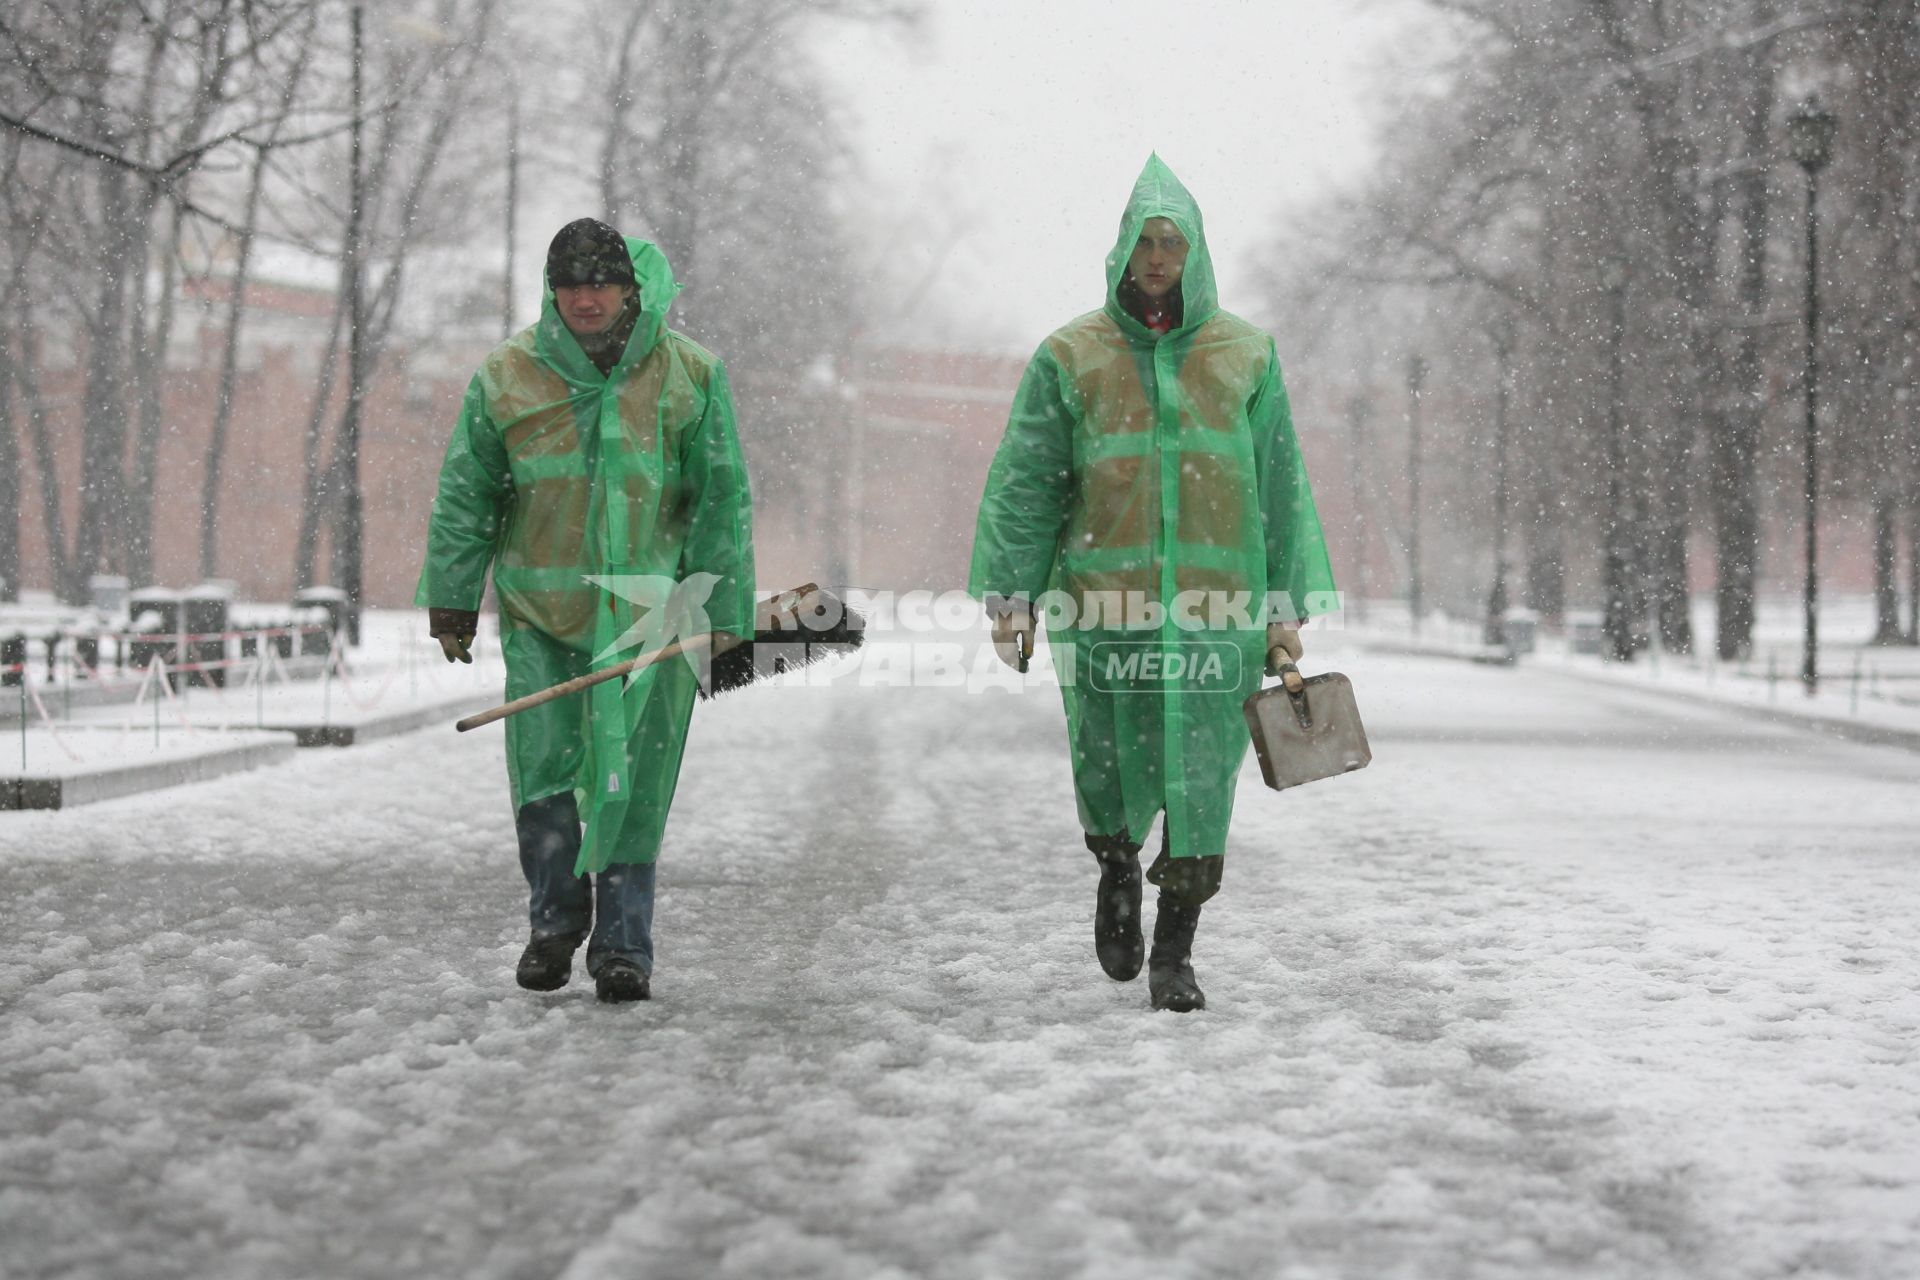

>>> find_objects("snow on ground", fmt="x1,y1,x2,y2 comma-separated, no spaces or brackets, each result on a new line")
1,640,1916,1279
1362,591,1920,731
0,726,294,780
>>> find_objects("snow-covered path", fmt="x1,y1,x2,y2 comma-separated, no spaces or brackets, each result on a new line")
3,646,1916,1279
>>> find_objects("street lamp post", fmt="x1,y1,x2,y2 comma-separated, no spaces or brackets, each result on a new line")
1484,314,1515,647
1406,354,1427,639
1599,255,1635,662
1788,94,1836,694
503,75,519,340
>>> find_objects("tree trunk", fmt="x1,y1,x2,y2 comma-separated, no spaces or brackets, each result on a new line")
599,6,655,223
126,195,180,589
201,13,309,582
201,146,274,580
1711,25,1773,661
1909,480,1920,643
646,9,713,294
0,330,19,603
71,165,135,598
1522,384,1566,625
123,8,237,587
1640,117,1711,659
1650,419,1695,654
1871,492,1902,643
292,305,348,593
1905,438,1920,644
1526,532,1566,624
12,304,72,600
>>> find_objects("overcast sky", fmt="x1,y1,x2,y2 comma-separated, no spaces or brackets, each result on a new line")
814,0,1430,352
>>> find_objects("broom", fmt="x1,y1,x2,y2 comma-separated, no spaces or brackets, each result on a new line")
455,581,865,733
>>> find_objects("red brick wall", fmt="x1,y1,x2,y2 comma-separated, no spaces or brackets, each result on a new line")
15,328,1852,614
9,338,1026,607
11,344,468,607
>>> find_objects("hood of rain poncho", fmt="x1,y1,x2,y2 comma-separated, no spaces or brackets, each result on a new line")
1102,152,1219,340
535,235,682,382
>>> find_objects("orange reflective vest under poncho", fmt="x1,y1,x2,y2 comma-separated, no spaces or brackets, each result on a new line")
416,235,755,872
969,154,1336,859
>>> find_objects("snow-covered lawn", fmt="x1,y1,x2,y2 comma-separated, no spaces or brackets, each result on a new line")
0,725,295,781
3,609,504,738
1,644,1915,1278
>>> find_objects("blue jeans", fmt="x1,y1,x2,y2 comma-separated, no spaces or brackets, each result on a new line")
516,793,655,976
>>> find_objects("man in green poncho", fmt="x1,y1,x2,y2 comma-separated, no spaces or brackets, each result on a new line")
969,156,1336,1012
418,218,755,1004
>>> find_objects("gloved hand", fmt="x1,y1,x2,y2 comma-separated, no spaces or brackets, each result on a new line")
429,608,478,664
990,603,1035,674
1267,622,1303,690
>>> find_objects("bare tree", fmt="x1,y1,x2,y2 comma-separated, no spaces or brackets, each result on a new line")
1263,0,1912,658
285,0,504,598
1,0,916,614
199,5,321,580
1,0,250,597
581,0,919,367
0,314,16,606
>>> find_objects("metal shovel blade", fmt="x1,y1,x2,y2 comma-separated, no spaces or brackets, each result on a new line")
1243,671,1372,791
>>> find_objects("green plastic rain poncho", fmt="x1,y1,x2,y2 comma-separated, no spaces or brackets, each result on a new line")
417,235,754,873
969,155,1336,861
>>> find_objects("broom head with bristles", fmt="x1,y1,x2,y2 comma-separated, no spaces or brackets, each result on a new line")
702,586,866,698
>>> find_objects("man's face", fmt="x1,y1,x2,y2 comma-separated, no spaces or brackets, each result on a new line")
555,283,631,335
1127,217,1190,302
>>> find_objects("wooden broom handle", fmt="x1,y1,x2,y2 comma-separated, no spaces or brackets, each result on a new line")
454,582,818,733
454,632,733,733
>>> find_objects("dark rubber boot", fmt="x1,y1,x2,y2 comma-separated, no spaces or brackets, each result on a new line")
516,931,585,992
1148,893,1206,1012
594,957,650,1004
1092,846,1145,981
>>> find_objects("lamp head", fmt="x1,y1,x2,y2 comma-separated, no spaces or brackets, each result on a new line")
1787,95,1837,173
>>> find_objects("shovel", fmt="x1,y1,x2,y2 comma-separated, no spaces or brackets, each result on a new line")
1242,660,1372,791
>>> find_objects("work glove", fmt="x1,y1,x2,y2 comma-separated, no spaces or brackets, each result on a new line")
1266,622,1304,691
989,601,1035,674
429,607,478,664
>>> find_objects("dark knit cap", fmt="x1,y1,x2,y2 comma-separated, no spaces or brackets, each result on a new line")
546,218,635,289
